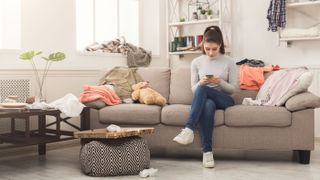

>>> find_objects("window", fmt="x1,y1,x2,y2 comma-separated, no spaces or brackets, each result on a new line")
0,0,21,49
76,0,139,51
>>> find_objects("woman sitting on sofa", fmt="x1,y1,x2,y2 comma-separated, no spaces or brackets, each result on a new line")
173,25,236,168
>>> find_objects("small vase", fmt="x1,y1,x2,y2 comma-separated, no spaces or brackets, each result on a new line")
35,89,46,103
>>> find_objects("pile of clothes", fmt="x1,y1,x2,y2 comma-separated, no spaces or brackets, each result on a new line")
85,37,151,67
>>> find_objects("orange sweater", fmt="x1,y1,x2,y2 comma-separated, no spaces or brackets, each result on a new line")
79,85,121,105
239,64,273,90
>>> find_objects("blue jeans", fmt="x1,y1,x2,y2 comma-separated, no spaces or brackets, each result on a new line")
186,85,234,152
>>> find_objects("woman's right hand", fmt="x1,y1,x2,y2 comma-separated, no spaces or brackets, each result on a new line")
199,76,210,85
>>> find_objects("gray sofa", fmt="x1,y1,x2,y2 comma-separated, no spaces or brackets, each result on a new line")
87,67,320,164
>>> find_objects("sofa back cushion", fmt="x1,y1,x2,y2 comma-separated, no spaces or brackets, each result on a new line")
137,67,171,101
169,68,193,105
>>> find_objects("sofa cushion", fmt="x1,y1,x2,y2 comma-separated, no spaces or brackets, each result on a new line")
285,92,320,111
225,105,291,127
99,104,161,125
137,67,170,102
161,104,224,127
169,68,193,104
84,100,106,109
231,89,258,105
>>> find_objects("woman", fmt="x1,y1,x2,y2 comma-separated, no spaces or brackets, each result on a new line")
173,26,236,168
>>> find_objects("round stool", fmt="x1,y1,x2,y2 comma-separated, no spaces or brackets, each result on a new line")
79,136,150,176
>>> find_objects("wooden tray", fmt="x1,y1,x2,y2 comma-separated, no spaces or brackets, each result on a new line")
74,127,155,139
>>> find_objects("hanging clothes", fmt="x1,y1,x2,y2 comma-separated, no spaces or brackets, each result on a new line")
267,0,286,32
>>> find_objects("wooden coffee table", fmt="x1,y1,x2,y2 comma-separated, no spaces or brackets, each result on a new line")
0,107,90,155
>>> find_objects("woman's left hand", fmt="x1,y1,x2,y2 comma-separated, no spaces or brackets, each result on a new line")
207,76,221,85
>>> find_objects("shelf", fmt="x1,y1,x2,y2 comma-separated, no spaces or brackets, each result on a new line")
168,18,219,27
280,36,320,41
287,1,320,8
169,51,202,55
169,48,231,55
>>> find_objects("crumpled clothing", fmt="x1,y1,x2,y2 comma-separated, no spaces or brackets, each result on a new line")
49,93,85,117
139,168,158,178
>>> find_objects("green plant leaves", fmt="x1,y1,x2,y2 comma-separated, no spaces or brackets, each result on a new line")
19,51,42,60
19,51,66,61
42,52,66,61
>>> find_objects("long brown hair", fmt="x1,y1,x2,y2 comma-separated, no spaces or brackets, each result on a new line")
202,26,225,54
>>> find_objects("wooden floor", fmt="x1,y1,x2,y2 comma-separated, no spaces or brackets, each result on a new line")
0,140,319,180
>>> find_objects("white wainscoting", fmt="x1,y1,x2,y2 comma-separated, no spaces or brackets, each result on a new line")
0,69,101,133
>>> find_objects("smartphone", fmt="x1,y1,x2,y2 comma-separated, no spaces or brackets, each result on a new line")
206,74,214,78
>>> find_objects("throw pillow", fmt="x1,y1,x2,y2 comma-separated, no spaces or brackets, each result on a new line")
276,71,313,106
84,99,106,109
285,92,320,111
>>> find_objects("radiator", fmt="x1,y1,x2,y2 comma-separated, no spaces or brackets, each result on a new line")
0,79,30,103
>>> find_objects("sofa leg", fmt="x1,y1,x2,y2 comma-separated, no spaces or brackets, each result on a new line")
296,150,310,164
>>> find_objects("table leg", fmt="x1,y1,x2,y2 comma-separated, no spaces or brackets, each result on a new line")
55,115,61,138
38,114,46,155
25,117,30,138
11,118,15,133
81,107,90,130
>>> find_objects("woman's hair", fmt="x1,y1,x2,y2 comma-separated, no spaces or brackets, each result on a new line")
202,25,225,54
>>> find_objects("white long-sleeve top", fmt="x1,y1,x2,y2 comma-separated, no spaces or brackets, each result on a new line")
191,54,237,95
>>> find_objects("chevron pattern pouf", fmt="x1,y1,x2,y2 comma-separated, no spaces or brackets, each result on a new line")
79,136,150,176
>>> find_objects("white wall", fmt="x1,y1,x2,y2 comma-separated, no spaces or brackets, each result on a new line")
0,0,167,70
232,0,320,67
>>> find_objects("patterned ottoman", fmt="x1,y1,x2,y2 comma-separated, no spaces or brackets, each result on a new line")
79,136,150,176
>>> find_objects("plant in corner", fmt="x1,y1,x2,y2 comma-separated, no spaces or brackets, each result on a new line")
19,51,66,102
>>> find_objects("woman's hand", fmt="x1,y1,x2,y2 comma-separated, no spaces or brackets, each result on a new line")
200,76,221,86
199,76,210,85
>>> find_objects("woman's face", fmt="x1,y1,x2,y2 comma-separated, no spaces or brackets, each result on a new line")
203,42,220,59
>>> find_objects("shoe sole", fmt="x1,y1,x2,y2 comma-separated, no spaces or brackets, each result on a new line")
203,163,215,168
173,138,193,145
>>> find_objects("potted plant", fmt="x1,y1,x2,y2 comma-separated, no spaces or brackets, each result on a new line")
207,9,213,19
19,51,66,102
199,9,207,20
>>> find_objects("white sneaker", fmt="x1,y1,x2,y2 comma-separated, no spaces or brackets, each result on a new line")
173,128,194,145
203,152,215,168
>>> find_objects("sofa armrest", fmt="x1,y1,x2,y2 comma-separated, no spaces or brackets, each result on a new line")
285,92,320,111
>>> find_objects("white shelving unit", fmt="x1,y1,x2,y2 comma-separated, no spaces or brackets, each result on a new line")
279,0,320,45
168,18,219,26
167,0,232,58
287,0,320,8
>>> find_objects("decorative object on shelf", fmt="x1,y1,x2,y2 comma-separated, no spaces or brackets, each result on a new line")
180,17,186,22
188,0,210,21
19,51,66,102
192,12,199,20
199,9,207,19
169,35,203,52
207,9,213,19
